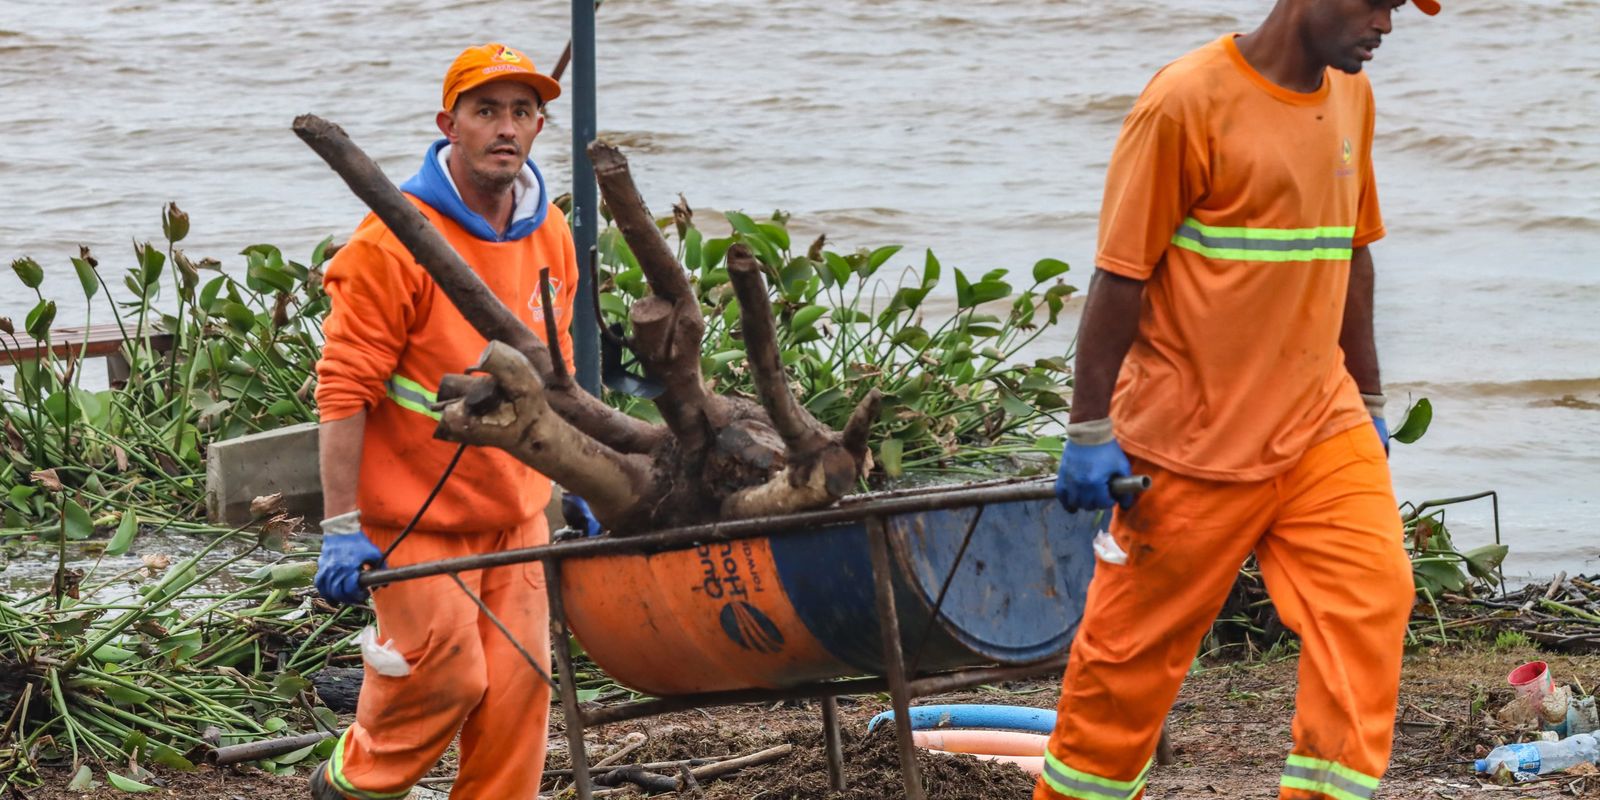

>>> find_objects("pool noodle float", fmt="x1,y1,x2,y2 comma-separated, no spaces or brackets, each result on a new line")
912,729,1048,757
866,704,1056,734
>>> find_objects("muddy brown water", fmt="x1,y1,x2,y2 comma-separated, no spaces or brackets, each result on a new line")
0,0,1595,579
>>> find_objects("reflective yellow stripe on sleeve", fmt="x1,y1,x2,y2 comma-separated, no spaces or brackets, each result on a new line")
385,374,441,421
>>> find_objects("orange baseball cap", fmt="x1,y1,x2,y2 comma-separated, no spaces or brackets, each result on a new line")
1413,0,1441,14
442,43,562,111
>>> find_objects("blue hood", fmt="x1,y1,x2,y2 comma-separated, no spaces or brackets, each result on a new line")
399,139,550,242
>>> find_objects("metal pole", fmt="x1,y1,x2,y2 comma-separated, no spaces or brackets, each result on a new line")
362,480,1066,589
570,0,601,395
822,696,846,791
867,516,926,800
547,565,595,799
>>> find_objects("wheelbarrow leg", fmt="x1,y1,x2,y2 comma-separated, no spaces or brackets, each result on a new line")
547,563,594,800
822,695,846,791
867,516,926,800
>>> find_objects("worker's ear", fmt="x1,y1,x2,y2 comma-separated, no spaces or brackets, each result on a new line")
436,109,459,143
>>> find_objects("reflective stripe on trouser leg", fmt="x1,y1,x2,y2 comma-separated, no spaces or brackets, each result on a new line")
1280,754,1380,800
1041,754,1152,800
328,729,412,800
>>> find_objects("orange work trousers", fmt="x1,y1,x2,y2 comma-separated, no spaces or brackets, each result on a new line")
1036,425,1415,800
325,518,552,799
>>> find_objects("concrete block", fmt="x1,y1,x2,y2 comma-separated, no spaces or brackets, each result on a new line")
206,422,322,527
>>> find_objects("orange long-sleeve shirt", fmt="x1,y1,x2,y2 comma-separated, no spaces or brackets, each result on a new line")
315,195,578,534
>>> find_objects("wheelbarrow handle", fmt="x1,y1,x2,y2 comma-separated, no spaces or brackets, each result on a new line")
1109,474,1153,498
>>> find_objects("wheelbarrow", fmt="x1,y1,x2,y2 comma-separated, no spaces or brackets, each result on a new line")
364,475,1145,799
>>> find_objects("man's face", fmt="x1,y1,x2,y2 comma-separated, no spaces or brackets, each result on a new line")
437,80,544,193
1307,0,1405,74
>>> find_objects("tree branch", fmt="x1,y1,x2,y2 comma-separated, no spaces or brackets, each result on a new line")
629,297,712,454
841,390,882,462
433,342,654,531
539,268,568,384
589,141,697,306
726,245,828,450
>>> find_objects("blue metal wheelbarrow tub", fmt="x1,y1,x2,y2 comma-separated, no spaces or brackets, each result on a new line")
557,478,1104,696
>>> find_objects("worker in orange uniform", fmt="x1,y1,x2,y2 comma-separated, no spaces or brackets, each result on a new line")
1042,1,1440,799
309,43,586,799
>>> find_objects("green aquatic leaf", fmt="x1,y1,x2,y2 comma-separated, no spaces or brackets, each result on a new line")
221,302,256,333
955,269,974,309
275,742,318,765
72,256,100,299
268,562,317,590
879,438,905,478
1463,544,1510,584
103,684,153,705
701,237,734,270
149,745,196,771
311,235,335,268
106,511,139,556
1033,258,1071,283
63,499,93,541
106,771,156,793
25,299,57,340
11,257,43,289
1392,397,1433,444
864,245,902,276
1412,559,1467,595
684,227,703,271
789,305,828,334
92,645,138,664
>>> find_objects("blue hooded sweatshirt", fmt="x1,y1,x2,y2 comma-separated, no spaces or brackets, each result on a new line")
399,139,550,242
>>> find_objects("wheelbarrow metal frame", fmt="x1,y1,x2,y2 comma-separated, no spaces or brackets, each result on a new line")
362,478,1076,800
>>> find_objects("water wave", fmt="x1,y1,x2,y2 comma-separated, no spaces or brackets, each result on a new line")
1383,125,1598,171
1391,377,1600,400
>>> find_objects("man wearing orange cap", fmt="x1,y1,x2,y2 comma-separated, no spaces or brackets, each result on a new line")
1042,1,1438,799
309,43,579,799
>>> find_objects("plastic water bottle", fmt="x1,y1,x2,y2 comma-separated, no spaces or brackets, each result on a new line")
1476,733,1600,776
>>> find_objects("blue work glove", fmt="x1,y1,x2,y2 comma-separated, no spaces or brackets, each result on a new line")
1363,393,1390,457
561,493,603,537
1055,419,1136,513
315,510,385,606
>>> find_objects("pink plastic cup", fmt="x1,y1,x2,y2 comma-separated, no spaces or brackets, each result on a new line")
1508,661,1554,703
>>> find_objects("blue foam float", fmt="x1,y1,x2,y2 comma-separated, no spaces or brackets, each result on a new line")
866,703,1056,735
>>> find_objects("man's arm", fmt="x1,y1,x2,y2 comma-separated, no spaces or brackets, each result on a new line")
1340,245,1382,395
319,411,367,519
1069,269,1146,423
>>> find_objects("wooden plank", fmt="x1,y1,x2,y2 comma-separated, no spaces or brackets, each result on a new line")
0,324,173,365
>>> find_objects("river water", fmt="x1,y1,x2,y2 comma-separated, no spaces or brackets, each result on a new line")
1,0,1595,580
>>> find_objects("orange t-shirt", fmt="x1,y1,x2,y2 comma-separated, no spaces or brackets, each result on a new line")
1098,34,1383,482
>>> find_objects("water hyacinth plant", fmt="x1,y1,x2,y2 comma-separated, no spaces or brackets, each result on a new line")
1,205,329,538
590,199,1080,482
1,209,339,789
0,496,357,791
